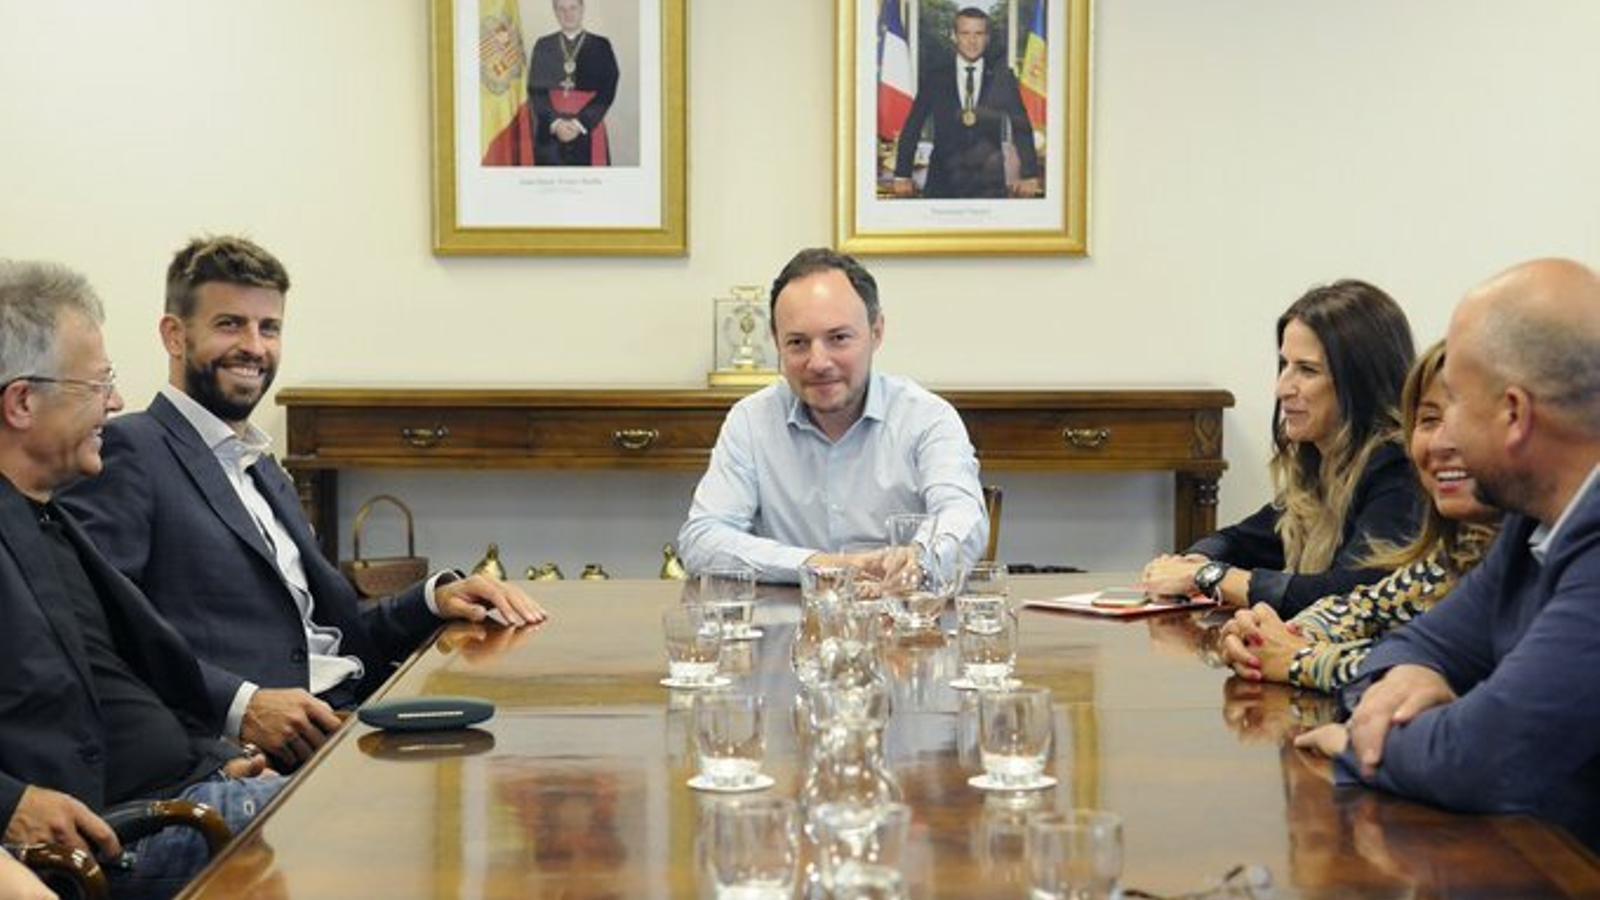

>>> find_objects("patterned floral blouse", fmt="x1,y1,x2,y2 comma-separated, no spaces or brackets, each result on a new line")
1285,549,1457,691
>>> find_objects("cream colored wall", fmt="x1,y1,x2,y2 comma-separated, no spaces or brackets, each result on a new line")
2,1,1598,576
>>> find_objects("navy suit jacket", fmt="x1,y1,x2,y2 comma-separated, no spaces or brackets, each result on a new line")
892,55,1041,199
59,394,440,714
1337,468,1600,848
0,477,227,827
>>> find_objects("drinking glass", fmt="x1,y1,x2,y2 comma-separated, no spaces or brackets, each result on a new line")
694,692,766,789
886,532,961,632
707,797,799,899
700,566,759,639
1026,810,1123,900
812,802,911,893
956,561,1011,622
958,611,1017,690
978,687,1054,788
662,604,723,686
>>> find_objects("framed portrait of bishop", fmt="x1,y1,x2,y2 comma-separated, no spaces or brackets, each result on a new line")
431,0,687,255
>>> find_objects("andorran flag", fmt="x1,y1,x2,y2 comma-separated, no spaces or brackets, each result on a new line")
876,0,914,140
479,0,533,166
1019,1,1048,132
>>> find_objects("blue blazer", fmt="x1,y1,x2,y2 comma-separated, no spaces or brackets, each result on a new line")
0,477,228,827
1339,470,1600,848
59,394,440,714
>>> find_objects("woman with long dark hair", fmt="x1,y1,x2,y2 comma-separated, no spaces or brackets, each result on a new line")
1142,279,1422,616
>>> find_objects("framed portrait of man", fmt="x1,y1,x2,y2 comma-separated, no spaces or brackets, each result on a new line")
836,0,1090,255
430,0,686,255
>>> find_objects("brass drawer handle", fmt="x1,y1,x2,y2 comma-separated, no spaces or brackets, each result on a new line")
613,428,660,451
1063,427,1110,449
400,425,450,449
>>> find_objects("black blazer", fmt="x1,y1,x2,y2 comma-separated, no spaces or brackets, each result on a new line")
59,395,440,714
0,478,227,827
892,55,1041,199
1188,442,1424,616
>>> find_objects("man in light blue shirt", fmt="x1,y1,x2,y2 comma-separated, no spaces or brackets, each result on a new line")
678,247,987,583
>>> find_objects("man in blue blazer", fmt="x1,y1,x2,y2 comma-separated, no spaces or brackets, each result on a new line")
1296,258,1600,848
60,236,545,769
0,260,281,895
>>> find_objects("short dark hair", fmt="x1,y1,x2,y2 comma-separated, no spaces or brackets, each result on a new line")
1274,278,1415,457
955,6,991,28
768,247,880,327
165,236,290,319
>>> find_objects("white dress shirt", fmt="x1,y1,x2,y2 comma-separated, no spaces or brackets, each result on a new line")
677,372,988,583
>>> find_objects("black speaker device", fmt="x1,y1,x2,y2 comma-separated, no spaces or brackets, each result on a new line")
357,696,495,732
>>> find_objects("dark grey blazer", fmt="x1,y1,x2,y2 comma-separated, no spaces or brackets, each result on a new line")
59,394,440,714
0,477,227,827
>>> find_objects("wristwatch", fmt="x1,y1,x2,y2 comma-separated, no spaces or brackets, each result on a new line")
1193,561,1231,599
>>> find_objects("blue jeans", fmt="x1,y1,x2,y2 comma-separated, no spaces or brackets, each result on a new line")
108,772,285,900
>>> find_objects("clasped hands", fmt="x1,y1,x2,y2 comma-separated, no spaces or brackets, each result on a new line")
1294,664,1456,778
243,575,545,766
1218,603,1308,683
552,118,583,143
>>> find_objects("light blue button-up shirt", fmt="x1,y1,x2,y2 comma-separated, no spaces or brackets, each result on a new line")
677,372,987,583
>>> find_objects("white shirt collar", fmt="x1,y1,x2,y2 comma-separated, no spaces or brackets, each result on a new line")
160,384,273,468
1530,463,1600,564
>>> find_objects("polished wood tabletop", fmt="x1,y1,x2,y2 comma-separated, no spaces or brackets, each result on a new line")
180,575,1600,898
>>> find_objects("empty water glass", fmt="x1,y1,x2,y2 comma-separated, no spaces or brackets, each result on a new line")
1026,810,1123,900
663,604,723,686
694,692,766,790
958,612,1018,690
813,801,912,892
701,566,759,639
978,687,1054,788
707,797,799,899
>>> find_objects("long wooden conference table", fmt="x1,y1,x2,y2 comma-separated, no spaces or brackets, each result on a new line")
179,576,1600,898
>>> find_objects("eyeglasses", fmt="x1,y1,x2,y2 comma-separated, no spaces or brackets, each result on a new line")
2,373,118,401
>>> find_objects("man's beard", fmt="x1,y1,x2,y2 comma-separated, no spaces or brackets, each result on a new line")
184,355,274,423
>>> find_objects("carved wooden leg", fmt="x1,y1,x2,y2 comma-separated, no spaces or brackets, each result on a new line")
1174,473,1221,551
289,467,340,562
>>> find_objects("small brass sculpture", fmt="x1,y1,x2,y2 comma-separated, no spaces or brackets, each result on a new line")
471,543,507,581
526,562,564,581
660,543,688,580
580,563,611,581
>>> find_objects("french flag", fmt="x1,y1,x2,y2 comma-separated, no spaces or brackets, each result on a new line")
877,0,914,140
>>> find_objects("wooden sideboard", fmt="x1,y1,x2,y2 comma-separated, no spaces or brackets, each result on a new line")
277,387,1235,560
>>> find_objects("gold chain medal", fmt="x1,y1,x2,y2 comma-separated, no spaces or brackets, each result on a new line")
962,109,977,127
559,32,586,91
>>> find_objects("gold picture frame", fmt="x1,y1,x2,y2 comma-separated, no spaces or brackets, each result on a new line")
836,0,1091,255
430,0,687,256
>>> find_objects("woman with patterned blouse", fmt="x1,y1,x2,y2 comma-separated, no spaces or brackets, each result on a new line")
1219,341,1502,691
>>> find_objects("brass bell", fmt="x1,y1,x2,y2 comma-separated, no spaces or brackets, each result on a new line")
471,543,507,581
580,562,611,581
526,562,564,581
660,543,688,580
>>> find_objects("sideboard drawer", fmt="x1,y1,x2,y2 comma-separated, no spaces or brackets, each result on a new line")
526,409,724,464
307,408,528,457
962,409,1204,464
